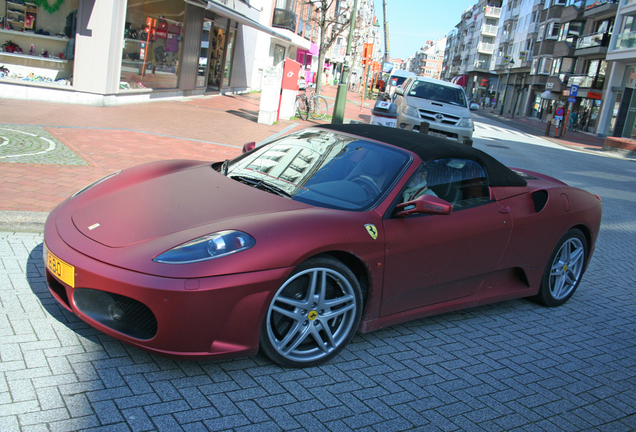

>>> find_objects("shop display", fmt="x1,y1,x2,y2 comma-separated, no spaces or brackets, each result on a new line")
120,12,183,90
5,1,38,31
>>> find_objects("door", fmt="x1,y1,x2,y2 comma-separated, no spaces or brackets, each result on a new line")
208,26,226,89
380,158,513,317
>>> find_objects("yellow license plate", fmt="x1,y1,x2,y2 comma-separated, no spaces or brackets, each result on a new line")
44,244,75,288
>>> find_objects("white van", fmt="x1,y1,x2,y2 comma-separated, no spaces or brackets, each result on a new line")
386,70,416,99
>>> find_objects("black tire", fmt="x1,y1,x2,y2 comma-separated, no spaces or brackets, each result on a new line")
533,228,588,307
296,96,308,120
260,256,363,368
310,96,329,120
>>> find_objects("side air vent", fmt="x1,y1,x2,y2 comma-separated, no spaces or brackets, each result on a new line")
531,190,549,213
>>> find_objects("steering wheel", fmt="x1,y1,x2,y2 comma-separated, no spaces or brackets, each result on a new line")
352,175,381,199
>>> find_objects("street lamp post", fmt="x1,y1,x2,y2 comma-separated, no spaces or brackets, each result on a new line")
332,0,358,124
499,60,514,116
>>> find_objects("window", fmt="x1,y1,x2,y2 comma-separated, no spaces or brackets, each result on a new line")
537,24,545,41
558,21,583,44
538,57,553,75
120,1,184,90
410,158,490,209
546,22,560,39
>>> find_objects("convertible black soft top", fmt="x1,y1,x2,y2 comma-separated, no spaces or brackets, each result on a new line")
318,123,527,187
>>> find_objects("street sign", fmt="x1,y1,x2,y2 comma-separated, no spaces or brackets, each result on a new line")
567,97,576,103
555,107,564,120
570,85,579,98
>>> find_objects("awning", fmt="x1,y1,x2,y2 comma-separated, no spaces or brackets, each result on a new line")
451,75,468,87
541,90,558,100
185,0,291,42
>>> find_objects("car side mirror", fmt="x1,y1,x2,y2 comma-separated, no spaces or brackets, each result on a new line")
470,103,480,111
395,194,453,217
395,87,404,96
242,142,256,153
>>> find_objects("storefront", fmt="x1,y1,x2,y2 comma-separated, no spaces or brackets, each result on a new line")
0,0,292,105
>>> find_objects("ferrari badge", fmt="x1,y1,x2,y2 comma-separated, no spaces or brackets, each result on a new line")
365,224,378,240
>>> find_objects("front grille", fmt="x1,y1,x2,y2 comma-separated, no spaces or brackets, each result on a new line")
74,288,158,340
418,109,461,125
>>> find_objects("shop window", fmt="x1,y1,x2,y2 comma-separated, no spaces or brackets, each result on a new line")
120,1,184,91
0,1,77,86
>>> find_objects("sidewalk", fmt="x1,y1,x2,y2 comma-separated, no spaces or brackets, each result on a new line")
0,85,374,225
0,88,623,231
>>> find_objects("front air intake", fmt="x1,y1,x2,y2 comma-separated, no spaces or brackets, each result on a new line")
74,289,158,340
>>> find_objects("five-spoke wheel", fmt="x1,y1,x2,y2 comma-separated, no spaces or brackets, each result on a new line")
260,256,362,368
534,228,588,307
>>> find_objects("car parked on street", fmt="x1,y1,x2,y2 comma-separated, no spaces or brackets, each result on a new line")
394,76,477,145
43,124,602,368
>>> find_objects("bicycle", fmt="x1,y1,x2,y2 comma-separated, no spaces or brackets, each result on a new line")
295,84,329,120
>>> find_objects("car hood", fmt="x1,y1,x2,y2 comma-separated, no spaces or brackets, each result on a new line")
406,96,470,117
70,162,308,248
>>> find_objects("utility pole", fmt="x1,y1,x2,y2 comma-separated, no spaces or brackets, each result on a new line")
382,0,389,66
331,0,358,124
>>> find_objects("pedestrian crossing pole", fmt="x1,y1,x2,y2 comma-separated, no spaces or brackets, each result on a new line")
332,0,358,124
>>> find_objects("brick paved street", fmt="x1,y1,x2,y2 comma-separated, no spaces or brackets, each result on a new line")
1,92,636,431
2,216,636,431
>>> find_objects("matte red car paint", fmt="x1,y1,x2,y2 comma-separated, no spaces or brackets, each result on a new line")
43,144,602,360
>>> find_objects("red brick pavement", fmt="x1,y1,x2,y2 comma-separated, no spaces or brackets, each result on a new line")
0,88,374,213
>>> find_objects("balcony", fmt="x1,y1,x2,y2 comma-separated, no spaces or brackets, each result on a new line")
500,32,511,44
473,59,490,70
568,74,605,90
272,8,297,33
576,31,610,56
477,42,495,54
583,0,618,19
485,6,501,18
481,24,498,36
613,31,636,51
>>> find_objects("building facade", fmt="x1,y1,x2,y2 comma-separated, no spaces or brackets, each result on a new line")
0,0,379,105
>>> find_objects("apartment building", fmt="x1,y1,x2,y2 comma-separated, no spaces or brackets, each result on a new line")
441,1,502,104
411,39,447,79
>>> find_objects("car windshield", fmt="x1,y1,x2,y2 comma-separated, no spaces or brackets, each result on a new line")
408,81,467,107
226,129,411,211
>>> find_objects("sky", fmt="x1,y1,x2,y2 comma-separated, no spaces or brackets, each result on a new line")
372,0,477,61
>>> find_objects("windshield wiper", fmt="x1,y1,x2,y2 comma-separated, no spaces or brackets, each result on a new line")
221,159,229,176
230,175,291,198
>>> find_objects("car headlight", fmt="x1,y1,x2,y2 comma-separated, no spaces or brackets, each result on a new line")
153,230,255,264
403,105,419,118
457,118,473,128
72,171,121,198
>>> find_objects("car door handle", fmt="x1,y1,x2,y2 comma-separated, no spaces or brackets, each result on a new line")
499,207,511,214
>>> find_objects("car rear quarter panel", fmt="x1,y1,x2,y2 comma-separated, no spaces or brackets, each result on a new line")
494,183,602,290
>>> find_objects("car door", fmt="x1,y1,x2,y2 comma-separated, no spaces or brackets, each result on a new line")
380,158,513,317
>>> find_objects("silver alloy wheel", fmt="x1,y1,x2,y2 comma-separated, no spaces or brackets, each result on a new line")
265,266,358,364
549,236,585,300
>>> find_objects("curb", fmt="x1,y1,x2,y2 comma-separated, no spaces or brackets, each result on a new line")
0,211,47,233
